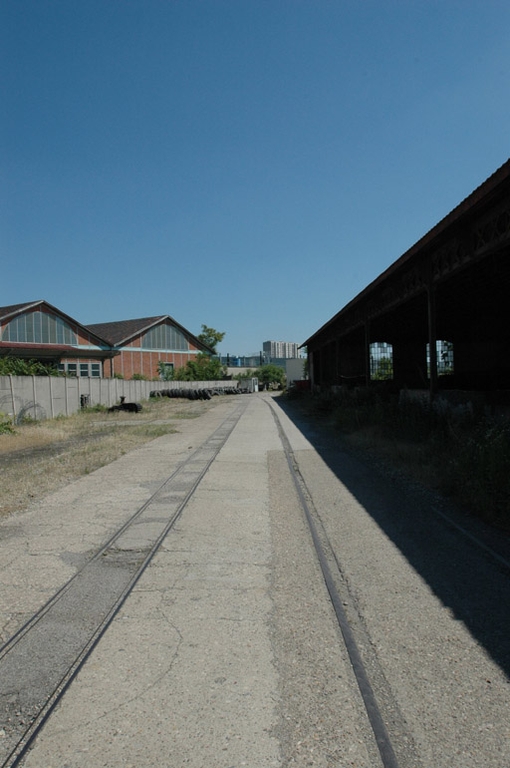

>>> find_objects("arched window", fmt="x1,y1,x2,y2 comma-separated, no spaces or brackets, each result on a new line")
143,324,188,351
370,342,393,380
2,311,77,345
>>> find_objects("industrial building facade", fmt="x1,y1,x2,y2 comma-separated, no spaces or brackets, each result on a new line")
0,302,117,376
88,317,212,379
0,302,213,379
304,159,510,400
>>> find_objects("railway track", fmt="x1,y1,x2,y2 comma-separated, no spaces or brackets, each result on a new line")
0,403,247,767
1,393,508,767
266,399,413,768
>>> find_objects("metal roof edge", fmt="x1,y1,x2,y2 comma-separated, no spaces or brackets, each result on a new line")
303,158,510,347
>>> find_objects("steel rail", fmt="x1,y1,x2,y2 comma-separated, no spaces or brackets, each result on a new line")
267,398,402,768
0,401,247,768
0,404,245,661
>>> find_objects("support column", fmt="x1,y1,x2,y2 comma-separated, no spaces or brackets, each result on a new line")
392,340,428,389
364,319,371,387
428,280,438,400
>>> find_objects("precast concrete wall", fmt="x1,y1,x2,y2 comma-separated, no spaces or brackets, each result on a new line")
0,376,239,423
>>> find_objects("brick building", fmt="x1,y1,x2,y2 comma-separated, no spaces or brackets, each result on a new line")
0,301,116,376
88,316,213,379
0,301,213,379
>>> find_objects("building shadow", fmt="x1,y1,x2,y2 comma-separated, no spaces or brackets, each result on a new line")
274,395,510,679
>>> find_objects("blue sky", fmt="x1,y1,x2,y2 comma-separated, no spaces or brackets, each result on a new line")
2,1,510,356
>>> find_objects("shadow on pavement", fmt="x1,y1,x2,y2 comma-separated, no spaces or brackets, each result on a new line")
275,395,510,680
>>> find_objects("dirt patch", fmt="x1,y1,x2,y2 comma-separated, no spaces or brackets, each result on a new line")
0,397,219,519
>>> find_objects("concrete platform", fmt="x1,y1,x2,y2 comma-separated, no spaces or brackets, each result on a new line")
1,393,509,768
0,395,373,767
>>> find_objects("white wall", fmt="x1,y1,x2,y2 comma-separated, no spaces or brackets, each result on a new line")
285,358,306,384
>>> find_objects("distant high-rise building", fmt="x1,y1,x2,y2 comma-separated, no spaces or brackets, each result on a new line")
263,340,299,359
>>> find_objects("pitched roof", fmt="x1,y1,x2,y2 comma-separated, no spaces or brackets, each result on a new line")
0,301,45,320
0,301,113,347
87,316,167,345
1,304,214,353
87,316,214,352
303,157,510,347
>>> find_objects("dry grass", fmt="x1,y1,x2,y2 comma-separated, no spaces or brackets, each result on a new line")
0,396,218,519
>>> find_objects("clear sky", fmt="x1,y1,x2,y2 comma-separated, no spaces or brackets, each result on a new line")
2,1,510,356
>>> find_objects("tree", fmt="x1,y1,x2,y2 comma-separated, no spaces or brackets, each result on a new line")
197,325,225,353
254,364,286,388
174,353,225,381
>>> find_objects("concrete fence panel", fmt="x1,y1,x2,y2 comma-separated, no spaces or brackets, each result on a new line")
0,376,240,423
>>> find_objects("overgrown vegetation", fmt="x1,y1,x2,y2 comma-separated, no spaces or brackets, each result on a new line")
0,357,61,376
255,364,286,388
287,387,510,531
0,413,15,434
158,361,174,381
173,353,226,381
235,364,286,389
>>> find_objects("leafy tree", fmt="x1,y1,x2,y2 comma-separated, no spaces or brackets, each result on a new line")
197,325,225,353
254,364,286,388
174,353,226,381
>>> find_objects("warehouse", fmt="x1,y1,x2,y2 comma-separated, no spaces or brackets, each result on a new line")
304,160,510,402
0,302,212,379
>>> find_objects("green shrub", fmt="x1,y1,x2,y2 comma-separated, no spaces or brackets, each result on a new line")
0,357,61,376
0,416,14,434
